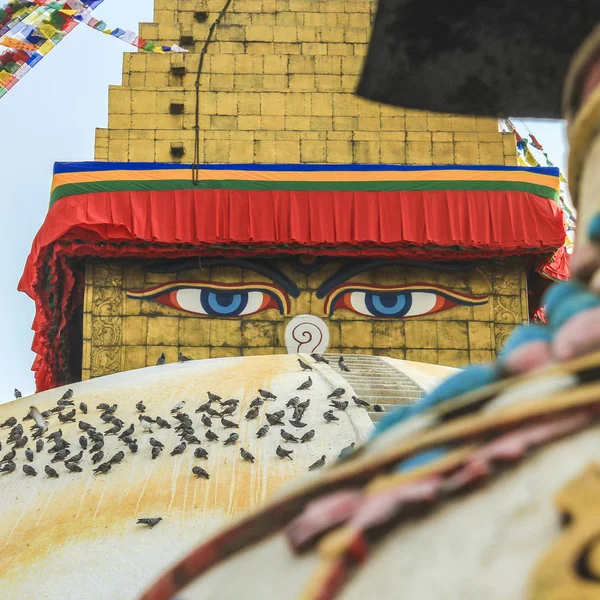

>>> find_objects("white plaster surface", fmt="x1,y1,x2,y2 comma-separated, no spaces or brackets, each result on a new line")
0,354,374,599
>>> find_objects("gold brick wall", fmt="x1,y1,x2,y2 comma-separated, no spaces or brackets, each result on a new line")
94,0,516,166
82,259,528,380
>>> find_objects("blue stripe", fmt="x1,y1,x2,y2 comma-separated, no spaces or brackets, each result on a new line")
53,162,560,178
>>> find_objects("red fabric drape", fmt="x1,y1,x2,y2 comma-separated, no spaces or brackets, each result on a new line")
19,188,566,391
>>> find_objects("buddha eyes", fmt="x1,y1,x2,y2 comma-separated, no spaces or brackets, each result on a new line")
126,282,290,317
324,285,488,318
127,282,487,319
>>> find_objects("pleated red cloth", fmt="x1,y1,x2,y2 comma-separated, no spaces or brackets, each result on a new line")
19,187,566,391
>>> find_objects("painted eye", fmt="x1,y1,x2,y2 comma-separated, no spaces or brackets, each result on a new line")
126,282,290,317
325,285,488,318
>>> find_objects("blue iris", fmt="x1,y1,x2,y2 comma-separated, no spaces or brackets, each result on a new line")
200,290,248,316
365,292,411,317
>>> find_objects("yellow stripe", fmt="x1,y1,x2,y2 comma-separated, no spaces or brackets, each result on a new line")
51,169,560,193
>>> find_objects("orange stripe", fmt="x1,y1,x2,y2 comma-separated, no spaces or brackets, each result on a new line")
51,169,560,193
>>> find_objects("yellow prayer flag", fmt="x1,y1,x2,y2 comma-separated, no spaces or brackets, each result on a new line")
525,148,539,166
0,71,13,84
38,40,55,56
0,36,38,51
39,24,58,39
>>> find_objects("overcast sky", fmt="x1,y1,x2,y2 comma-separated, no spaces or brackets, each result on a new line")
0,1,569,401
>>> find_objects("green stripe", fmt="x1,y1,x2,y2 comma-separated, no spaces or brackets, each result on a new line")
50,179,560,206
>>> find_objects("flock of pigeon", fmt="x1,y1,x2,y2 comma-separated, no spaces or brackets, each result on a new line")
4,352,374,528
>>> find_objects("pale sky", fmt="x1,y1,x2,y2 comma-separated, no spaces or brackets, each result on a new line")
0,1,569,400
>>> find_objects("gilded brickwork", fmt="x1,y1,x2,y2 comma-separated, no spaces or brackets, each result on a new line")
94,0,516,167
82,258,527,379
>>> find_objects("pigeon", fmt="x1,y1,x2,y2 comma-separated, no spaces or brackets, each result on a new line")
104,404,118,415
195,402,211,413
79,402,88,414
297,377,312,391
258,389,277,400
276,445,293,460
137,517,162,528
79,421,93,432
47,429,62,441
91,451,104,465
206,407,221,418
338,356,350,372
118,424,135,440
205,430,219,442
151,446,162,460
240,448,255,463
200,415,212,428
249,398,264,408
41,410,53,418
298,359,313,371
280,429,299,443
286,397,299,408
288,420,307,428
138,415,154,433
221,417,239,429
266,413,284,426
0,461,16,474
0,417,17,428
110,450,125,465
194,447,209,459
327,388,345,399
329,400,349,411
105,424,122,436
51,449,70,463
25,448,33,462
373,404,386,412
29,405,48,438
308,455,327,471
7,425,23,443
170,442,187,456
136,402,146,413
192,466,210,479
156,353,166,366
129,441,138,453
45,465,59,478
65,462,83,473
14,389,22,399
23,464,37,476
155,417,171,429
171,401,186,414
57,398,74,407
323,410,339,423
66,450,83,463
121,436,134,445
13,436,28,449
88,431,104,442
49,438,70,452
149,438,164,450
220,399,240,408
338,443,356,459
100,413,114,424
223,433,239,446
297,399,311,411
178,352,192,362
256,424,269,438
50,406,65,414
58,410,76,424
352,396,370,408
97,403,110,411
245,407,259,420
207,392,221,404
300,429,315,443
60,388,74,401
310,353,329,364
36,439,44,453
90,441,104,453
220,405,237,417
93,462,112,475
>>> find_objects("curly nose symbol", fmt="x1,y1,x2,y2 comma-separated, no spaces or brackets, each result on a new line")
285,315,330,355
